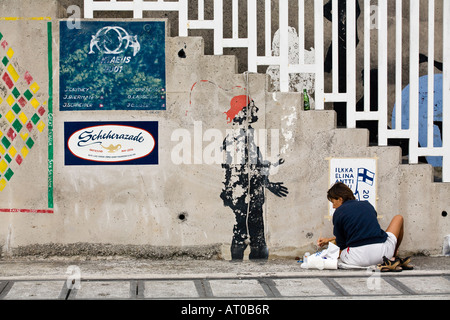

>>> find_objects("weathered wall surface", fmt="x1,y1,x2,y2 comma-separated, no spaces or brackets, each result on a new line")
0,0,448,260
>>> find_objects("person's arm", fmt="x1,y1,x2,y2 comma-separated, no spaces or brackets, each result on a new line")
317,236,336,247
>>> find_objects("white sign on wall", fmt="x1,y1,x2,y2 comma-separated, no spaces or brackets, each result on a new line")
328,158,377,216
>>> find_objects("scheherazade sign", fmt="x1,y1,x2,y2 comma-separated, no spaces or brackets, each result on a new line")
64,121,158,165
59,20,166,111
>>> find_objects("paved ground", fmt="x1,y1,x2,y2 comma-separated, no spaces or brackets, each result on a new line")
0,256,448,303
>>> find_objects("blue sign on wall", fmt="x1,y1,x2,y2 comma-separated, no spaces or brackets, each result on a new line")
59,21,166,111
64,121,159,165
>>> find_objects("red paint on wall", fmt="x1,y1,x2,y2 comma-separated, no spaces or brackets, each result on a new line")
24,71,33,85
0,208,54,214
224,95,251,124
2,72,14,89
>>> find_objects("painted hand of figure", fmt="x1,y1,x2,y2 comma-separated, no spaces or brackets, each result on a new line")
267,182,289,198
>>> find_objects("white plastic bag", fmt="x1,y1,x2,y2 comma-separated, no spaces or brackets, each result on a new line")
300,242,339,270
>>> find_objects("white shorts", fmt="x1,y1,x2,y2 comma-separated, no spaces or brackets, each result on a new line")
339,232,397,267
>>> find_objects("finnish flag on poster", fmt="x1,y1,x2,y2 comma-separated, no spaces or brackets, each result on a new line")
329,158,377,216
357,168,375,186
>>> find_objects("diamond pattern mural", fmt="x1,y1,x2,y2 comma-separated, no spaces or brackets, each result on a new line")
0,31,48,191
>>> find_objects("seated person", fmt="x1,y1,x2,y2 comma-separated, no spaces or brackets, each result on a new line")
317,182,412,271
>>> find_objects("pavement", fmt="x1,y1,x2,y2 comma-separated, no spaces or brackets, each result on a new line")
0,255,449,305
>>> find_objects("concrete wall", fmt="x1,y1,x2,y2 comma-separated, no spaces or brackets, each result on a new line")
0,0,448,259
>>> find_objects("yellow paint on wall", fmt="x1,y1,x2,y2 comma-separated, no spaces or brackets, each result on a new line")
30,98,40,109
18,112,28,124
0,179,7,191
37,120,46,133
6,95,15,106
5,110,15,123
9,146,16,157
6,48,14,59
7,64,19,81
0,160,8,173
0,17,51,21
30,82,40,94
21,146,29,158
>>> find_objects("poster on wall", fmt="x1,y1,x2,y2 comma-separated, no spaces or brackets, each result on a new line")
328,158,377,216
59,20,166,111
64,121,158,165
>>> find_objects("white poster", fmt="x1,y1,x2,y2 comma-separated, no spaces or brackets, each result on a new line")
328,158,377,216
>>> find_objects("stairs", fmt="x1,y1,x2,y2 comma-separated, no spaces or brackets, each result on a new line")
165,34,450,258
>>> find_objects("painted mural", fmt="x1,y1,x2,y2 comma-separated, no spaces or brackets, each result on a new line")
0,28,50,194
59,20,166,111
220,95,288,260
392,54,444,167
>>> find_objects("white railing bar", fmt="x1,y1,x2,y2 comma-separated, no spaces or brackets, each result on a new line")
85,0,181,14
353,112,382,121
143,1,180,11
288,64,320,74
363,0,371,113
187,20,215,29
214,0,223,55
346,0,357,129
223,38,248,48
386,130,413,139
198,0,204,21
132,0,143,18
415,148,446,157
265,0,271,57
378,0,388,146
178,0,188,37
247,0,257,72
332,0,339,94
324,93,348,103
85,2,132,11
255,56,280,65
443,0,450,182
394,0,402,131
232,0,239,39
314,0,324,110
409,0,420,164
84,0,93,18
279,0,289,92
427,0,435,148
298,0,305,65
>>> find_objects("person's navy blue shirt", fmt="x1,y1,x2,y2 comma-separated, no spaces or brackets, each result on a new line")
332,200,388,250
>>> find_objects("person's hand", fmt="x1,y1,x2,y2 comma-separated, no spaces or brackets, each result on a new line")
317,237,332,247
267,182,289,198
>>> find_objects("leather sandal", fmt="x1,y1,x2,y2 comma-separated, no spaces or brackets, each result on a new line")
398,256,414,270
377,256,402,272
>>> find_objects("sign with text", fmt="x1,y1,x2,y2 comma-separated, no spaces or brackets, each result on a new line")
59,20,166,111
64,121,158,165
328,158,377,216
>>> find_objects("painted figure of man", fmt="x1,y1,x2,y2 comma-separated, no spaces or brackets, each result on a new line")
221,95,288,260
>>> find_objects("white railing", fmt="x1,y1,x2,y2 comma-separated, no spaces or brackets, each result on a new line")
83,0,450,182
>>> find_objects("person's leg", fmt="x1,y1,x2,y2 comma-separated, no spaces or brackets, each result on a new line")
386,215,404,257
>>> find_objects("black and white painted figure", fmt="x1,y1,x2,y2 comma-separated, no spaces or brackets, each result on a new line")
221,96,288,261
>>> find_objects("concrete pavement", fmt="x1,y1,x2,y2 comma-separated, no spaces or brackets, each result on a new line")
0,256,449,301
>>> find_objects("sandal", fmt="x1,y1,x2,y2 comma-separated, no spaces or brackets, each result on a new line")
398,256,414,270
377,256,402,272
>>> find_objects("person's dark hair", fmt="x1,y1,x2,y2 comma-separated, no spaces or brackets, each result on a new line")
327,182,356,203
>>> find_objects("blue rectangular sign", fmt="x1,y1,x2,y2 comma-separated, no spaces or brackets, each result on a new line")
59,20,166,111
64,121,158,165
